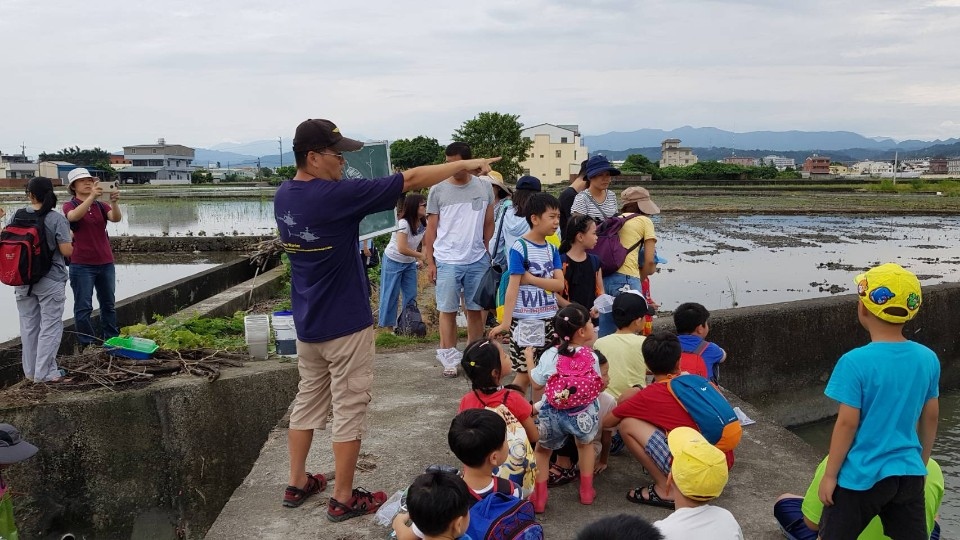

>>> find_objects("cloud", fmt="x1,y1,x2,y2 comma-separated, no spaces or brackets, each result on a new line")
2,0,960,152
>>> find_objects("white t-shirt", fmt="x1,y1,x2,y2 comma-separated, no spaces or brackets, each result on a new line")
426,176,493,265
654,505,744,540
384,218,426,264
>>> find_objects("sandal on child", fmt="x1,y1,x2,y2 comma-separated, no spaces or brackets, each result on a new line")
282,473,327,508
326,487,388,522
626,483,675,509
547,464,579,487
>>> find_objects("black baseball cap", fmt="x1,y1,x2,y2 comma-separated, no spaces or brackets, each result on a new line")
292,119,364,153
0,423,38,465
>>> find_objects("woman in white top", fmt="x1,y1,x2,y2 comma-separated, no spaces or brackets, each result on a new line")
570,155,621,224
378,193,427,331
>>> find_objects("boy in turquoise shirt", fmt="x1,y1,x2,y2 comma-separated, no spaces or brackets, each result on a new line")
818,263,940,539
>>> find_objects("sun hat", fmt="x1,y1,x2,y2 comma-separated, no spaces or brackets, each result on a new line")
67,167,95,186
621,186,660,215
292,119,364,153
854,263,922,324
482,171,514,196
0,423,39,465
667,426,728,501
515,175,542,192
584,155,621,180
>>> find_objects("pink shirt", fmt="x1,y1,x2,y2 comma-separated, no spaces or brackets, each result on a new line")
64,198,114,265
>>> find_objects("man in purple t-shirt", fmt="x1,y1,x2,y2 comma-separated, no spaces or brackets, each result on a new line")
274,118,499,521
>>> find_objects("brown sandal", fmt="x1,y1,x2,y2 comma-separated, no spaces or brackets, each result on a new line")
326,487,388,522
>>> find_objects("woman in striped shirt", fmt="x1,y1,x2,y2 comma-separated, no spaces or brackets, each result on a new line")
570,155,620,224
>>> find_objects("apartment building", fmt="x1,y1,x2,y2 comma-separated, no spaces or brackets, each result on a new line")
659,139,698,167
519,124,588,184
121,139,195,184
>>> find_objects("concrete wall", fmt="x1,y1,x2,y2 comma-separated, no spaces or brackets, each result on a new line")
0,256,280,387
109,235,272,252
659,281,960,426
2,360,299,539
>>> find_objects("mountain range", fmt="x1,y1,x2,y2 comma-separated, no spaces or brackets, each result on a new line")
583,126,959,153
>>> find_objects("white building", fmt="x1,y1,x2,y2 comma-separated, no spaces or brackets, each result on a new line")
851,161,894,175
948,158,960,177
121,139,195,184
761,155,796,171
660,139,698,167
519,124,589,184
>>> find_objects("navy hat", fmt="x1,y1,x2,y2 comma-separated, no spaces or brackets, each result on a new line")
515,175,542,191
585,155,621,180
0,423,38,465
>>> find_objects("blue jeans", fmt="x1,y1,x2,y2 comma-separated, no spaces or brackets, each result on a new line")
70,263,119,345
378,256,418,327
599,272,641,337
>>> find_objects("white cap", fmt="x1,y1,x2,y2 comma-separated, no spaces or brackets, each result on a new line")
67,168,94,185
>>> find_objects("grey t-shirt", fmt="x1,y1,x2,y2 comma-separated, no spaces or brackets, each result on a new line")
7,208,72,285
425,176,494,265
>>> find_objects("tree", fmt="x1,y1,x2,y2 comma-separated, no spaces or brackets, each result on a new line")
621,154,663,180
39,146,112,166
390,136,443,170
191,169,213,184
275,165,296,179
452,112,532,181
259,167,274,178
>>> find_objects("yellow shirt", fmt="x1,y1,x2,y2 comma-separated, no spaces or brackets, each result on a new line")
616,214,656,277
594,333,648,399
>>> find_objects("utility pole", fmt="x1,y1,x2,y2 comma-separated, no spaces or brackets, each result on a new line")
278,137,283,168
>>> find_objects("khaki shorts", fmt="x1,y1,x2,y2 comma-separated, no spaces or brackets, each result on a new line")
288,326,375,442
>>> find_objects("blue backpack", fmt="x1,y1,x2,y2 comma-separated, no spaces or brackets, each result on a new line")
667,374,742,453
466,492,543,540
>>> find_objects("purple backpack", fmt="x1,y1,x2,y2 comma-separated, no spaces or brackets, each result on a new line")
588,213,645,276
545,347,604,410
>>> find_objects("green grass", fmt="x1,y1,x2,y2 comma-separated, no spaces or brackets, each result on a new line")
375,328,468,349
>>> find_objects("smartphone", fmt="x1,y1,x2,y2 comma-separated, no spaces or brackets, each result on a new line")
98,180,119,202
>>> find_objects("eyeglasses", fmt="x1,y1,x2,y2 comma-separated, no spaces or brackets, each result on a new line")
315,151,343,160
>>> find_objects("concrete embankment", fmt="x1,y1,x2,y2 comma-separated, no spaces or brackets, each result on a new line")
708,282,960,426
0,253,280,387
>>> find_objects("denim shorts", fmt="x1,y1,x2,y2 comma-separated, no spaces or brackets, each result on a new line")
537,400,601,450
435,258,488,313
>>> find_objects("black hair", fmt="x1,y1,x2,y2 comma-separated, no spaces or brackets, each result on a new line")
461,338,504,391
621,201,641,214
26,177,57,215
594,349,608,366
511,188,536,218
642,331,682,375
674,302,710,334
577,514,664,540
553,303,591,357
559,214,596,254
523,192,560,227
399,193,426,234
294,150,310,169
406,471,472,536
577,159,589,179
445,142,472,160
448,408,507,468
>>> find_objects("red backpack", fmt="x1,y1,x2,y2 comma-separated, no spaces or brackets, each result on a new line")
545,347,604,410
0,209,54,294
588,213,644,276
679,340,709,379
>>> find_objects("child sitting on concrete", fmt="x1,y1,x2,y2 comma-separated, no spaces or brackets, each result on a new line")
404,471,474,540
0,423,39,540
604,331,732,509
818,263,939,539
653,427,743,538
594,290,653,399
673,302,727,382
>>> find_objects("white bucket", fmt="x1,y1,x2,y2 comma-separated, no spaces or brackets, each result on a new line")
272,311,297,356
244,314,271,356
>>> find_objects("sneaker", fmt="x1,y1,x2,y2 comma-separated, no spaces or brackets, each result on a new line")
610,432,625,456
327,487,388,522
282,473,327,508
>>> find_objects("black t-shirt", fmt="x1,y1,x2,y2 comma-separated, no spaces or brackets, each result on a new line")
558,186,578,237
561,252,601,310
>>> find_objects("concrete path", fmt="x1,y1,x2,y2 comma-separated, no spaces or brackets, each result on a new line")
207,346,821,539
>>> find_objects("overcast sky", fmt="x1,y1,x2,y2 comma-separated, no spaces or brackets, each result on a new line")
2,0,959,156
